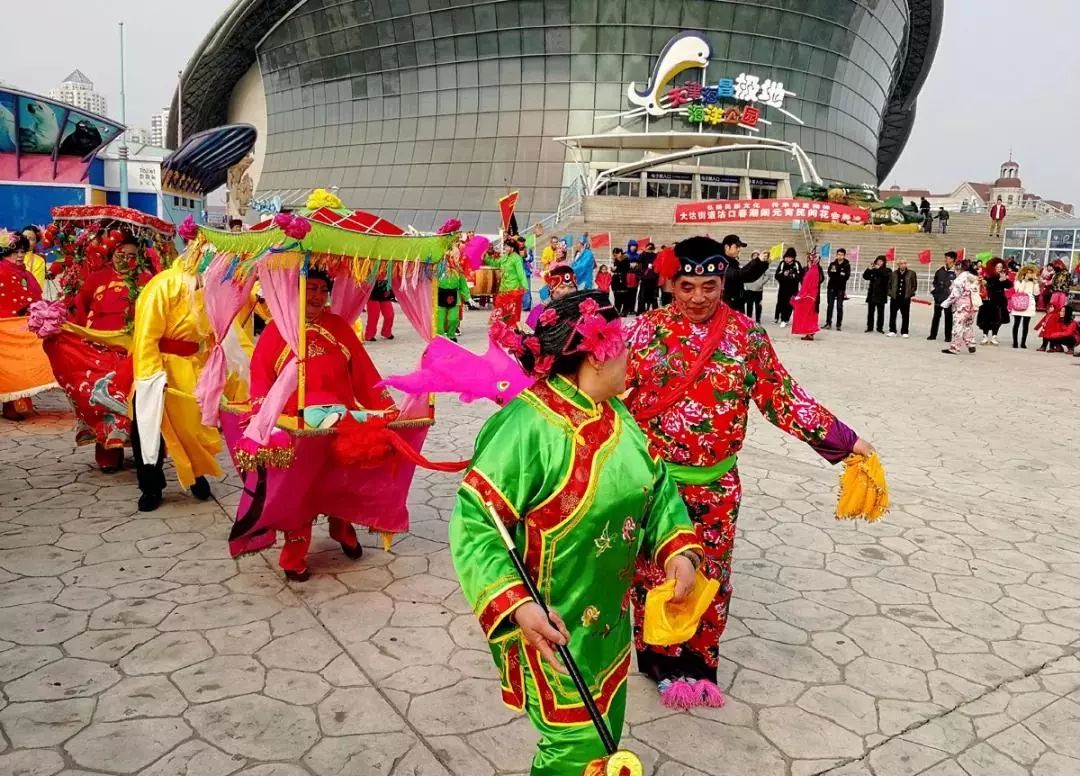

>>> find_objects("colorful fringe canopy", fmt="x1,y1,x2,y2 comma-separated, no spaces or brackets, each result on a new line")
197,223,454,270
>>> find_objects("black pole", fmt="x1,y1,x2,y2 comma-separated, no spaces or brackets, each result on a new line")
486,504,617,755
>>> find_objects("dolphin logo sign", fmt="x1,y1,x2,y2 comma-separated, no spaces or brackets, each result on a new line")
627,32,712,117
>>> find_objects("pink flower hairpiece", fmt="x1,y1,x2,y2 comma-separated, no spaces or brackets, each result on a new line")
564,300,626,364
538,307,559,327
0,228,17,251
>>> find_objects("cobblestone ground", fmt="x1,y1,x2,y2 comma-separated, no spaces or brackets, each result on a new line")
2,299,1080,776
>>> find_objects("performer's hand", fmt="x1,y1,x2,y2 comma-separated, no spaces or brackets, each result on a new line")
665,554,697,604
514,602,569,675
853,437,877,457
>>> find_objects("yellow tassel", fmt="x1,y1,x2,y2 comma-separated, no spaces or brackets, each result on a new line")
836,452,889,523
381,532,394,552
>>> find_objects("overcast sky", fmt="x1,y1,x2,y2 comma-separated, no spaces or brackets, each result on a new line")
1,0,1076,205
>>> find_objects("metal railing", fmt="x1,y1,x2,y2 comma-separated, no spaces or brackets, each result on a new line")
530,178,585,236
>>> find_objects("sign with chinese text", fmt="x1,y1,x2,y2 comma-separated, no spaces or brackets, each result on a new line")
621,32,801,133
674,199,871,225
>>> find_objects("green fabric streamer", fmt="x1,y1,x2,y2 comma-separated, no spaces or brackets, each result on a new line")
665,455,737,486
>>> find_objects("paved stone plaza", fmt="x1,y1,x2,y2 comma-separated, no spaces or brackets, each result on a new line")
2,300,1080,776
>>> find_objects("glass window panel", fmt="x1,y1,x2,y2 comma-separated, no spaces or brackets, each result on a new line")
474,3,497,31
499,85,521,110
499,58,521,83
624,27,651,54
412,14,434,39
596,54,621,82
415,40,436,64
546,27,571,54
571,54,596,82
546,56,570,82
572,26,596,54
521,83,545,105
458,88,479,112
496,2,519,27
479,87,499,111
544,83,570,107
570,82,595,108
499,29,522,57
457,61,478,87
497,112,521,137
436,90,456,113
522,56,545,82
477,32,499,57
456,35,478,60
522,28,545,55
434,37,455,64
597,0,625,25
597,26,624,53
397,43,418,69
452,7,474,33
571,0,597,24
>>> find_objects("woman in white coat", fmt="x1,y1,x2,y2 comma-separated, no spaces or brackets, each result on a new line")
1010,265,1039,349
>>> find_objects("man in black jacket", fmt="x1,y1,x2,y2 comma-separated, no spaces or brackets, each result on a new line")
928,251,957,341
823,248,852,331
636,242,660,313
721,234,769,309
887,259,919,337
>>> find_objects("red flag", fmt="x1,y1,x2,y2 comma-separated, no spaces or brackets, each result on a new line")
885,247,896,263
498,191,519,233
636,235,652,248
956,248,965,262
590,232,611,250
918,249,932,265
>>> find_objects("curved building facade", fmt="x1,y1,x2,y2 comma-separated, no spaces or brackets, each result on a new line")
174,0,941,232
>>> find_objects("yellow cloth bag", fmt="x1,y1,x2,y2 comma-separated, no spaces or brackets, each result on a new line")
642,571,720,646
835,452,889,522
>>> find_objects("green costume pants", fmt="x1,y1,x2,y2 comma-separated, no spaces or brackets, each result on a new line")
523,667,626,776
437,305,461,339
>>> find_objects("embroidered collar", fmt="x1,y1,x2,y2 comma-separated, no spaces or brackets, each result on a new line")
548,374,600,415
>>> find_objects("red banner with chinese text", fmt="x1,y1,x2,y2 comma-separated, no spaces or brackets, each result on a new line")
673,199,871,225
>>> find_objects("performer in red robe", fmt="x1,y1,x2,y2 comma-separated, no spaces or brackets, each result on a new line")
1,232,44,421
39,237,148,470
625,236,875,709
248,268,398,580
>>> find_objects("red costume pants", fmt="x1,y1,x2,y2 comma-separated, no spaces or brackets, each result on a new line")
632,469,741,683
365,300,395,339
494,288,525,325
279,517,361,573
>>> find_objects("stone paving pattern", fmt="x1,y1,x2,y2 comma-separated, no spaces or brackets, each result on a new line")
2,300,1080,776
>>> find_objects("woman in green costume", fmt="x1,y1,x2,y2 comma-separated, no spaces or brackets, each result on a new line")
437,246,471,341
450,290,703,776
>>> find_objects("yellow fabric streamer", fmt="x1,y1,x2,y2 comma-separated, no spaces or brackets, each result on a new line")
835,452,890,523
642,570,720,646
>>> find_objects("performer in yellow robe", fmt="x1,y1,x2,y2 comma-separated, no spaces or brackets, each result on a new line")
130,260,222,512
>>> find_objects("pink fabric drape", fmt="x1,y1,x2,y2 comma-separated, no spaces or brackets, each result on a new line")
330,272,373,325
195,256,256,426
244,264,302,445
392,274,434,418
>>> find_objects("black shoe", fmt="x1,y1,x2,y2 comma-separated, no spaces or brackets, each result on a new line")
927,336,936,341
341,542,364,560
138,492,162,512
823,324,832,330
968,347,977,353
836,326,842,332
941,349,955,355
1012,344,1018,349
865,329,872,333
383,335,395,340
190,477,212,501
1021,344,1027,349
284,569,311,582
877,329,885,334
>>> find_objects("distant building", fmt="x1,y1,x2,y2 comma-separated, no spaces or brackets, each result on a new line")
150,108,170,149
48,69,108,117
124,127,153,146
886,159,1074,216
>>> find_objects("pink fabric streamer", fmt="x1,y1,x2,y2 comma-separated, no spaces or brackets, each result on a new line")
195,255,256,427
462,235,491,270
244,264,302,445
391,274,435,418
330,271,373,326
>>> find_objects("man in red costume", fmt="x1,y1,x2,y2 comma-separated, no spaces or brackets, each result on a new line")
248,268,397,580
40,235,148,470
625,236,875,709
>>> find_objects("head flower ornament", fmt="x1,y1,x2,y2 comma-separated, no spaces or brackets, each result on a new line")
568,303,625,364
437,218,462,235
177,216,199,243
306,188,344,210
0,228,17,251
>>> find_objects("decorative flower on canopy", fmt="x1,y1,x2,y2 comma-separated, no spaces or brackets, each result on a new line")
306,188,344,210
